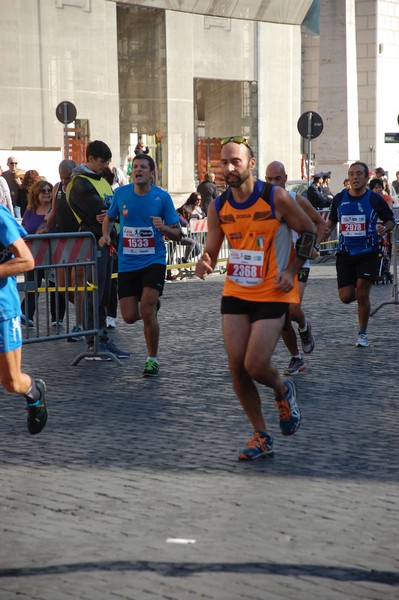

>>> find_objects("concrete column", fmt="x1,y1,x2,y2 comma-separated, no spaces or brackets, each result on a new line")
316,0,359,187
165,11,196,193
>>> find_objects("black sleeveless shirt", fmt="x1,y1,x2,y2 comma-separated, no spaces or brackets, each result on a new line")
55,182,79,233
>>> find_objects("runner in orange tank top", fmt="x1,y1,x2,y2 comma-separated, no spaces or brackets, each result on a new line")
195,137,316,461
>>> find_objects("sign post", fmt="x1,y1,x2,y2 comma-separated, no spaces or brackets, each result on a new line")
56,101,77,159
297,111,324,185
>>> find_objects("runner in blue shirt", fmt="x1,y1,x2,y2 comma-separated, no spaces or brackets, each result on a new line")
100,153,181,377
326,161,395,347
0,205,48,434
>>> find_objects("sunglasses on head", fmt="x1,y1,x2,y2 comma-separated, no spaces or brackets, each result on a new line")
220,136,254,157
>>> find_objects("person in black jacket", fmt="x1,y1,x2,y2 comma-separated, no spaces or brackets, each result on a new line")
197,170,217,215
307,173,331,209
67,140,129,360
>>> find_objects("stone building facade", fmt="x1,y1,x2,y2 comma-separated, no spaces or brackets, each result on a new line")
1,0,399,193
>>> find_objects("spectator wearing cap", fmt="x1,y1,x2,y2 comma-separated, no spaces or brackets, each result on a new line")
321,171,334,203
307,172,331,209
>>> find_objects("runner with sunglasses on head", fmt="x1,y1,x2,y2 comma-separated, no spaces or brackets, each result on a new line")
195,136,315,461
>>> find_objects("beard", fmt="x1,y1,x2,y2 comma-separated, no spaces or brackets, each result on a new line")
225,169,251,188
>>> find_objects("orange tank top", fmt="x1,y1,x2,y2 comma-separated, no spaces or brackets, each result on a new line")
216,181,299,303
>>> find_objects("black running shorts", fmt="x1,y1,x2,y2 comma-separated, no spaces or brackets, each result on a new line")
336,251,379,288
118,264,166,299
221,296,289,323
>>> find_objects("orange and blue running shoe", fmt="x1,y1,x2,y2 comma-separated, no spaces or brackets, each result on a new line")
238,431,274,461
275,378,301,436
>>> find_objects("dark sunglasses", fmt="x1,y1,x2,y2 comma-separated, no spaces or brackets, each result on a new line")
220,136,254,157
40,187,52,193
9,162,18,165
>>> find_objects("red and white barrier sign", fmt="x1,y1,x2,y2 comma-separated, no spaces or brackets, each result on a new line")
26,236,93,266
189,218,208,233
317,209,330,222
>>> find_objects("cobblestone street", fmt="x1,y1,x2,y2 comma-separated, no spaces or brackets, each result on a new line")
0,264,398,600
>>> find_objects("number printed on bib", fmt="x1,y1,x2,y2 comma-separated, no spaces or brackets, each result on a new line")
341,215,366,237
123,226,155,254
227,249,264,286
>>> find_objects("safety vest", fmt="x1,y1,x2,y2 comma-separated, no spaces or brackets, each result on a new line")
66,175,113,225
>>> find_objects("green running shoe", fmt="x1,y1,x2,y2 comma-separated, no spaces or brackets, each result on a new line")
143,358,159,377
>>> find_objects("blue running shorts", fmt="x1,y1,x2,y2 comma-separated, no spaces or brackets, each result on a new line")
0,316,23,354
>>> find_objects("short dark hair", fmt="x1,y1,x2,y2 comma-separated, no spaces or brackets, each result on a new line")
349,161,369,178
86,140,112,161
369,178,384,191
133,153,155,172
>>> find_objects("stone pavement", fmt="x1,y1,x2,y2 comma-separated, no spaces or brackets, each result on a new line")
0,263,398,600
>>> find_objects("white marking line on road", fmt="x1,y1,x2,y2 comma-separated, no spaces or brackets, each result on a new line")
166,538,196,544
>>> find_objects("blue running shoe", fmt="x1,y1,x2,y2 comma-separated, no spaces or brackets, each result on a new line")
238,431,274,461
21,315,34,328
104,339,130,359
275,379,301,436
85,343,112,361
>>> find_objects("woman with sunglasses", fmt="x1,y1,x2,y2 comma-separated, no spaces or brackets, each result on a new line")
17,169,41,217
20,180,65,327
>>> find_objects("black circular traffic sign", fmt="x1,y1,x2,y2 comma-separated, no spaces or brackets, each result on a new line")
297,111,324,139
56,101,77,124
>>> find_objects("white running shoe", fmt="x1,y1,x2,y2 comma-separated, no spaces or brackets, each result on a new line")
356,333,370,347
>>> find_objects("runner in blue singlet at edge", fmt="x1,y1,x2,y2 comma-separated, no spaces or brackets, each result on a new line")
0,205,48,434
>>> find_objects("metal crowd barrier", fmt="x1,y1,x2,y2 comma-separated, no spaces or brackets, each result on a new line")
166,210,338,275
370,220,399,316
18,232,121,365
166,218,228,279
316,208,338,258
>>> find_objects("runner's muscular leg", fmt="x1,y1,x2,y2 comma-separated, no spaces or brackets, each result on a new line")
120,295,141,324
223,314,267,433
140,286,160,357
288,281,306,327
245,315,287,397
355,277,372,329
0,348,31,395
338,284,356,304
281,282,306,355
